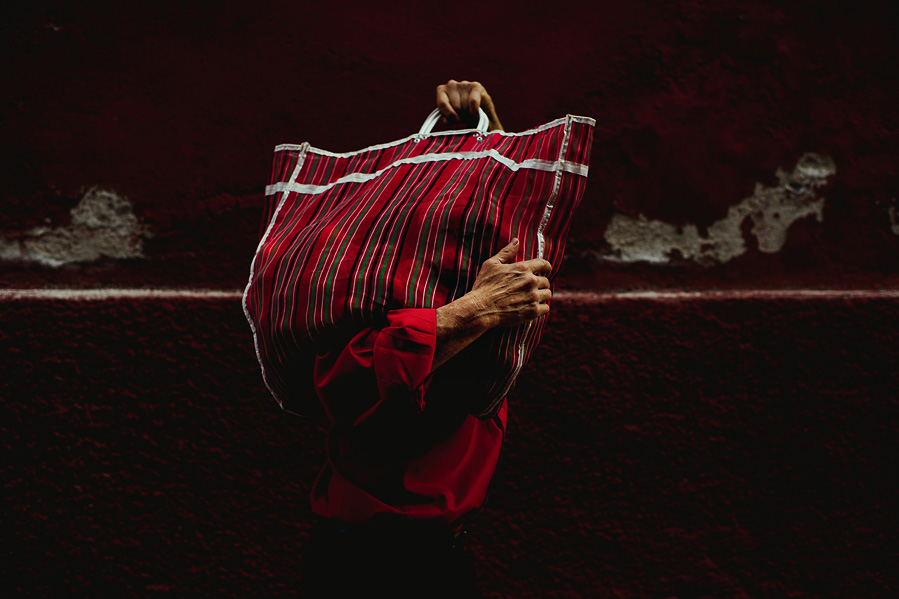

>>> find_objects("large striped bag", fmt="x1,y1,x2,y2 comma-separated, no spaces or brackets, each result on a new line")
244,109,594,419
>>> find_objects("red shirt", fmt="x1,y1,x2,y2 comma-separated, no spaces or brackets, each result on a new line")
310,308,507,528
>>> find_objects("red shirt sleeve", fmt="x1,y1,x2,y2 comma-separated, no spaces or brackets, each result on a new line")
313,308,437,428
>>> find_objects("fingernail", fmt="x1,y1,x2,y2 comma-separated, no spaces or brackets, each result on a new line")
511,238,519,245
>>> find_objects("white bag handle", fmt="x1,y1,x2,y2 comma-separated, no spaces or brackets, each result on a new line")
418,107,490,137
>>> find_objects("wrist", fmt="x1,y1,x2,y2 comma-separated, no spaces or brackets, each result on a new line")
432,293,493,371
437,293,495,336
460,291,498,330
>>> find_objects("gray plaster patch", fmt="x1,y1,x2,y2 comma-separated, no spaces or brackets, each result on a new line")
603,153,836,264
888,202,899,236
0,187,152,267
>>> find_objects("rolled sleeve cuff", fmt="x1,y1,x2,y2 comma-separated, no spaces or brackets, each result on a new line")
372,308,437,414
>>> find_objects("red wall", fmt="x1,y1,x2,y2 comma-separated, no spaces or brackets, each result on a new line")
3,1,898,596
3,294,897,597
3,0,897,289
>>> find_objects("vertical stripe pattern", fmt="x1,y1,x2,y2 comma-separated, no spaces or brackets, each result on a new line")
244,116,594,418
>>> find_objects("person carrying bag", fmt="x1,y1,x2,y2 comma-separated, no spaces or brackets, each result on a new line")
243,80,594,597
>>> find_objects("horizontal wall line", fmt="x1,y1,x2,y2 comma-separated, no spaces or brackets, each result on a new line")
2,288,899,302
0,289,245,301
554,289,899,300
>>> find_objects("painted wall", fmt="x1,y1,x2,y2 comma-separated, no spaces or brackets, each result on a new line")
3,1,897,597
3,0,897,289
3,293,897,597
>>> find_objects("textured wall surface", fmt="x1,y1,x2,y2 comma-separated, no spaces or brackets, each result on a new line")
3,1,898,597
2,294,897,597
2,0,897,289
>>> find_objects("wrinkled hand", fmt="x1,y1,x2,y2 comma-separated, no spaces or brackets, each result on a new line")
467,239,552,328
436,79,504,132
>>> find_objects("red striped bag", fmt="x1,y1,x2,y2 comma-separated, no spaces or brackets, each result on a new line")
244,109,594,418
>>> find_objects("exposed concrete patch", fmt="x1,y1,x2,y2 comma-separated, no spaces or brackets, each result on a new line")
888,201,899,236
0,188,152,267
603,153,836,264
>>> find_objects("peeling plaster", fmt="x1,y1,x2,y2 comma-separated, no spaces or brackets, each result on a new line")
888,202,899,236
603,153,836,265
0,187,152,267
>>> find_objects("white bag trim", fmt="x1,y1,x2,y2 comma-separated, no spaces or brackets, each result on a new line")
273,114,595,156
476,114,577,417
418,107,490,136
265,151,588,197
249,113,593,418
242,142,311,416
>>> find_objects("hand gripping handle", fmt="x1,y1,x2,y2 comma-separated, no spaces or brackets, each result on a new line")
418,107,490,137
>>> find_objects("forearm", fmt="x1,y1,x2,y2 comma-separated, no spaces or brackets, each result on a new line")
433,293,495,371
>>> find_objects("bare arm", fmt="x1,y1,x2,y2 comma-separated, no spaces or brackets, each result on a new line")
433,294,491,371
433,238,552,370
432,80,546,369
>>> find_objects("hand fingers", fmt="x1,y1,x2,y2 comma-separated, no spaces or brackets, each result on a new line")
479,87,494,114
535,275,550,290
446,84,462,121
458,87,470,115
436,85,459,122
536,288,552,303
468,86,483,117
520,257,552,274
438,80,491,125
490,238,520,264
